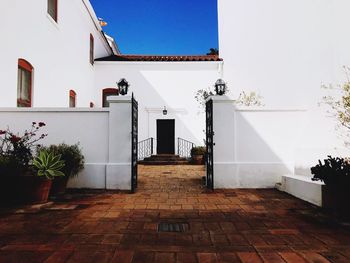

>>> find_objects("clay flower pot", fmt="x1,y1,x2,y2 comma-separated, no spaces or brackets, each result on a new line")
0,176,52,205
20,177,52,204
50,176,69,196
192,155,204,165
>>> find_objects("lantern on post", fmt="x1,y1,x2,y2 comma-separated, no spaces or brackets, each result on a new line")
117,78,129,95
214,79,227,95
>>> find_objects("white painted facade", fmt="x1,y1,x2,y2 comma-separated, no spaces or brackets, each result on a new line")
94,61,221,145
218,0,350,176
211,96,307,188
0,97,134,190
0,0,113,108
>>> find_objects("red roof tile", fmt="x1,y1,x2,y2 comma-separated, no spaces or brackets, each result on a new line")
96,54,222,62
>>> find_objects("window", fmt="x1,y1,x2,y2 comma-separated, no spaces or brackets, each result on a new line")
102,88,119,107
69,90,76,108
90,34,94,65
48,0,58,22
17,59,33,108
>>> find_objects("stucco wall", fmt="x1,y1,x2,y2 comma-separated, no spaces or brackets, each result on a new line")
218,0,350,173
94,61,222,146
0,108,109,188
0,97,134,190
0,0,112,108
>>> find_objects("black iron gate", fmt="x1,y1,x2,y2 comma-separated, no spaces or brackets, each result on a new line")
206,99,214,190
131,93,138,193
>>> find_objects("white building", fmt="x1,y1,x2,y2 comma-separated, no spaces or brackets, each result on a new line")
0,0,221,148
1,0,350,194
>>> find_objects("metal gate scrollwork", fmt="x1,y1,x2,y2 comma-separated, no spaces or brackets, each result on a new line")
131,93,138,193
206,99,214,190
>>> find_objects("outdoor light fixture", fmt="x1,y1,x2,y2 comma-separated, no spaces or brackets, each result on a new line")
117,78,129,95
163,106,168,115
215,78,227,96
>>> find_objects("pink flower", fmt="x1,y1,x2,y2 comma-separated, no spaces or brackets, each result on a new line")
10,135,21,143
38,122,46,127
0,130,6,135
32,122,36,125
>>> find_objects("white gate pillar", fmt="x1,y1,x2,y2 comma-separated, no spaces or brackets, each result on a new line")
211,95,237,188
106,96,132,190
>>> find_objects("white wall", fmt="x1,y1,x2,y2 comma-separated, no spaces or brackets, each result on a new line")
211,96,307,188
218,0,350,173
0,0,112,108
95,61,222,146
0,97,134,190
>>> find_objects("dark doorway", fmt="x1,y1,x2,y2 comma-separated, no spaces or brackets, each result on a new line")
157,119,175,154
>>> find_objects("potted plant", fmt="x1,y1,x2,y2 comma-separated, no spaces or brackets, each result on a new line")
191,146,206,165
30,150,65,203
0,122,65,204
41,143,84,195
311,156,350,219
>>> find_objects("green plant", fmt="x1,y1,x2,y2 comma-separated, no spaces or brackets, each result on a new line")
33,151,65,180
207,48,219,55
311,156,350,187
195,87,215,110
41,143,84,178
191,146,206,156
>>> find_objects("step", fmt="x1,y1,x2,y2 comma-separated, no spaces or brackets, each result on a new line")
138,160,190,165
144,157,188,162
149,154,181,159
139,154,191,165
277,174,324,207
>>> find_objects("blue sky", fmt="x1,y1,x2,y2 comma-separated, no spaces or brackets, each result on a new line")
90,0,218,55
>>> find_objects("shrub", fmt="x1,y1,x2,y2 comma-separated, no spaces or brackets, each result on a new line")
311,156,350,186
41,143,84,178
0,155,22,176
191,146,206,156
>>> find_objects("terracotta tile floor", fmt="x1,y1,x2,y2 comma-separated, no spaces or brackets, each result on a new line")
0,165,350,262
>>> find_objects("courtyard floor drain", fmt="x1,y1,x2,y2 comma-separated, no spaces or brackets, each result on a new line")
158,223,189,233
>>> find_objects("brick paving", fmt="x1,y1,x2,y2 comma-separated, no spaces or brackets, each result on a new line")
0,165,350,262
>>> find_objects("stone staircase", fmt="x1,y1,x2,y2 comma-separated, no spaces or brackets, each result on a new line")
138,154,190,165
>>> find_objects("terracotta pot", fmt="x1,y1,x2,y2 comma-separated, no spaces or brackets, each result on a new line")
0,176,52,205
192,155,204,165
322,185,350,220
50,176,69,196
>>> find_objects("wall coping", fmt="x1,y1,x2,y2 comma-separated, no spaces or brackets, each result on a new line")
207,95,308,112
107,96,132,103
0,108,109,113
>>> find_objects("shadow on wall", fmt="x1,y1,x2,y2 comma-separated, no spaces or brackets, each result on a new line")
98,66,216,146
214,105,306,188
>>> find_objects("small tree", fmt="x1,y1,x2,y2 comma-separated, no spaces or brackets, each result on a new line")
322,66,350,146
195,87,215,110
207,48,219,55
235,91,264,107
195,87,263,112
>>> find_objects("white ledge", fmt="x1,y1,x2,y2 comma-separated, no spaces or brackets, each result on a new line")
0,108,109,113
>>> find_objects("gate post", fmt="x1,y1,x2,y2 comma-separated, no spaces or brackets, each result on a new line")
209,95,236,189
106,96,133,190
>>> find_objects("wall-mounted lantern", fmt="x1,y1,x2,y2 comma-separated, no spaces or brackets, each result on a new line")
215,79,227,96
163,106,168,115
117,78,129,96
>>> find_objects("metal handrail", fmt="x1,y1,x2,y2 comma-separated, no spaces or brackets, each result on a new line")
138,137,154,160
177,137,196,158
